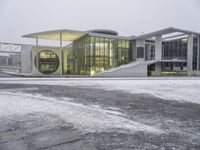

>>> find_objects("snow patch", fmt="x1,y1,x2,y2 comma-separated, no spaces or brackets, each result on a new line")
0,91,163,134
0,79,199,104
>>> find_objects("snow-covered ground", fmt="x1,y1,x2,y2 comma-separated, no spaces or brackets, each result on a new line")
0,91,162,134
0,78,200,104
0,78,200,149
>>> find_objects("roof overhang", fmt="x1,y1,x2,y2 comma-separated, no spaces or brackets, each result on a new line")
22,29,88,41
88,32,129,40
132,27,200,40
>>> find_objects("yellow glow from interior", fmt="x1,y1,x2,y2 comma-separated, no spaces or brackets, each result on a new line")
40,53,46,59
182,38,187,43
90,70,96,76
35,31,86,41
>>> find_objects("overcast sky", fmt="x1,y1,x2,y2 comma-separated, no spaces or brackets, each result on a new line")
0,0,200,45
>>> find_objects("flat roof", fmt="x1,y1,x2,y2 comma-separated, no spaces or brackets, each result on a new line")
23,27,200,42
23,29,130,41
88,32,129,40
132,27,200,40
22,29,88,41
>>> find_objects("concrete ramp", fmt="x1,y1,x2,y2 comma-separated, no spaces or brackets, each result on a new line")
95,60,158,77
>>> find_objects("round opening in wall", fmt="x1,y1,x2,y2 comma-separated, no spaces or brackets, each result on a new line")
34,50,59,74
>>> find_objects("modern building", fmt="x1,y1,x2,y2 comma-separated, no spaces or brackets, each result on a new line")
21,27,200,77
0,43,22,68
0,54,21,67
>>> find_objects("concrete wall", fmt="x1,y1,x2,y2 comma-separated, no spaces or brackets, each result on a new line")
145,44,150,60
155,35,162,60
187,34,193,76
21,45,32,73
155,63,161,76
154,36,162,76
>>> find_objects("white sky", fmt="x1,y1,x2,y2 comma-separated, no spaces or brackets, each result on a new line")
0,0,200,46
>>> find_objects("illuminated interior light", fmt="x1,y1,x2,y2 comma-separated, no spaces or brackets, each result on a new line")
90,70,96,76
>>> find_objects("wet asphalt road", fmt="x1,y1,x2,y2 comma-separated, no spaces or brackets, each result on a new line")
0,83,200,150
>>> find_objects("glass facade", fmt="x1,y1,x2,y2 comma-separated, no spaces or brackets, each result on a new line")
145,38,188,61
193,37,199,70
162,38,187,60
199,36,200,70
62,35,200,76
63,35,131,76
161,62,186,71
147,38,189,76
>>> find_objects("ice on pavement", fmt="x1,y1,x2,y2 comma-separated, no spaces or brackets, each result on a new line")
0,91,163,134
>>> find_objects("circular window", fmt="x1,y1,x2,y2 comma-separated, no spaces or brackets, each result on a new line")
34,50,59,74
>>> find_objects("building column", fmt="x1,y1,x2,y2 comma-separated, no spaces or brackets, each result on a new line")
36,37,39,70
132,40,136,62
197,36,200,70
60,33,63,76
155,35,162,60
187,34,193,76
154,35,162,76
145,44,151,60
155,63,161,76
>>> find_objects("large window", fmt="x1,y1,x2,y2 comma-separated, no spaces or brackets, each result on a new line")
162,38,187,60
137,47,144,58
63,35,131,75
199,36,200,70
35,50,59,74
193,37,198,70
